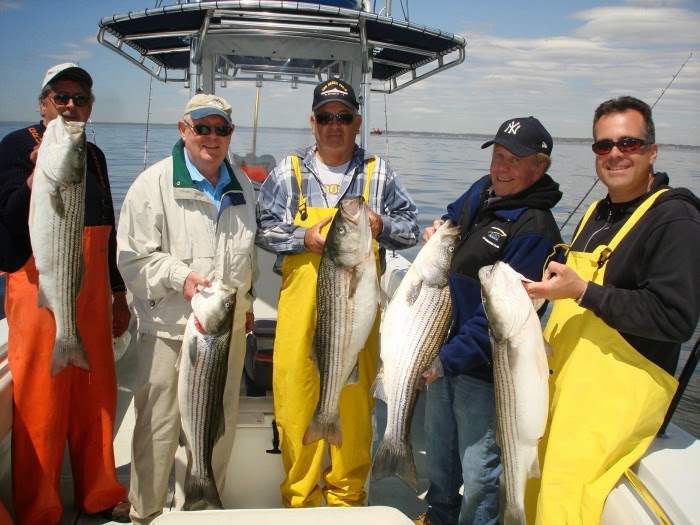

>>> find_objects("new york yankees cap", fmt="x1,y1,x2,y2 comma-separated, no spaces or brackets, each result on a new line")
481,116,553,157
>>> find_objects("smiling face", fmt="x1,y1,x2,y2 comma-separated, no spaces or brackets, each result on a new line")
489,144,546,197
311,101,362,166
593,109,658,203
178,114,233,183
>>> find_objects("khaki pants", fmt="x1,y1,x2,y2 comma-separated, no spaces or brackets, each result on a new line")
129,323,246,524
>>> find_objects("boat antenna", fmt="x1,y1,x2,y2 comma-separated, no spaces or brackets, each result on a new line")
559,52,693,232
143,76,154,170
382,86,390,159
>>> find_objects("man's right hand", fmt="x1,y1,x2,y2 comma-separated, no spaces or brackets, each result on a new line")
183,271,211,302
422,219,444,244
304,216,333,255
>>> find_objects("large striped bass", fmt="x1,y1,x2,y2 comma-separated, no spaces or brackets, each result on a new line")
478,262,549,525
177,281,236,510
303,196,380,447
371,220,459,491
28,116,88,377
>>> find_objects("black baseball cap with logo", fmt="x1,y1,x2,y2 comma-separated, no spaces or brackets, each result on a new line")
312,79,360,112
481,116,553,157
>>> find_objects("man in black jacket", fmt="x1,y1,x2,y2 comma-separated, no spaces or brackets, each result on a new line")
526,96,700,522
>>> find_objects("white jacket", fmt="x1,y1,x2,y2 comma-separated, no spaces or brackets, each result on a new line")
117,144,258,340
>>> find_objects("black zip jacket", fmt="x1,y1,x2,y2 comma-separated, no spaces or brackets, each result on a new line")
574,172,700,374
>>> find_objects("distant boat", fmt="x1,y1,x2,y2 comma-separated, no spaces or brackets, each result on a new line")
370,127,383,135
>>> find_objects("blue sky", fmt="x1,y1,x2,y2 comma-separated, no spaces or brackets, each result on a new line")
0,0,699,146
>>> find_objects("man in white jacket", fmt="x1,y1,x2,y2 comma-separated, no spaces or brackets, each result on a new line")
117,93,258,524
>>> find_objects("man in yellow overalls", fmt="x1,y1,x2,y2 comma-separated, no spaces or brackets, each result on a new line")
525,96,700,524
257,78,419,507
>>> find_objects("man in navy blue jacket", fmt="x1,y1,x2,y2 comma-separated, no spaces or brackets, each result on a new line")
415,117,562,525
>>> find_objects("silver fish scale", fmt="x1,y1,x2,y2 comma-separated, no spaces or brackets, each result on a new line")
182,332,230,506
384,285,451,445
492,339,521,513
51,183,85,345
315,256,359,422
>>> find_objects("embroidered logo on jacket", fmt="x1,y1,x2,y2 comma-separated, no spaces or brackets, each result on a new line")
482,227,507,249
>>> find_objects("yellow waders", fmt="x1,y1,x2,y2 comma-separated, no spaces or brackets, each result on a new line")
273,157,380,507
526,191,678,524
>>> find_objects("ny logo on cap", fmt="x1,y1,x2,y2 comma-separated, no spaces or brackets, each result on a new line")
505,121,521,135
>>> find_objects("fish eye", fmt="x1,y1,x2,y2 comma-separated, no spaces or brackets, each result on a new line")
337,226,346,235
224,302,231,309
448,246,454,252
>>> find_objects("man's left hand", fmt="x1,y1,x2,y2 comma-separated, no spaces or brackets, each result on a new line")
367,209,384,239
112,292,131,338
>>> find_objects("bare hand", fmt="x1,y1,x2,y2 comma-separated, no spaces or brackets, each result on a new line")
422,219,444,244
112,292,131,338
183,271,211,302
524,261,587,301
246,311,255,333
304,216,333,255
367,209,384,239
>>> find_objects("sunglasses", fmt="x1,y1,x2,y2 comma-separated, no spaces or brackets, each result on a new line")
51,94,91,107
314,113,357,126
185,122,234,137
591,137,650,155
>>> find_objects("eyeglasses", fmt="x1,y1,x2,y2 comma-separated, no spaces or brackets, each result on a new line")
185,122,234,137
51,94,91,107
314,113,357,126
591,137,650,155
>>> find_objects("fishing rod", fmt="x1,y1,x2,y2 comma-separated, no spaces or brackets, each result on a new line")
660,332,700,436
559,52,693,232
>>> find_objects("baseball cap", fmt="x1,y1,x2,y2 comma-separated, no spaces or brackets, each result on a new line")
312,79,359,112
42,63,93,90
481,116,553,157
184,94,232,124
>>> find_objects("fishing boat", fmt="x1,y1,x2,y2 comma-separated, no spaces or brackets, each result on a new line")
0,1,698,523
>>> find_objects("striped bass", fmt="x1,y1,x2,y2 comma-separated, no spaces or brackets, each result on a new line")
303,196,380,447
28,116,88,377
371,220,460,491
478,261,549,525
177,281,236,510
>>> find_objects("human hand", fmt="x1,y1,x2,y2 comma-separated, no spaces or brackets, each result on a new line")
524,261,588,302
112,292,131,337
422,356,444,386
183,271,211,302
304,216,333,255
367,209,384,239
246,311,255,333
422,219,444,244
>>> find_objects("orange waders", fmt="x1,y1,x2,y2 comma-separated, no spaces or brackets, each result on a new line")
6,225,125,524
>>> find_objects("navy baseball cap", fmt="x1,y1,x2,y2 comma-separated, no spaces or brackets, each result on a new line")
312,78,359,112
481,116,553,157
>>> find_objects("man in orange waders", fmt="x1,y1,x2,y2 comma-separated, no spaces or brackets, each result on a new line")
0,64,131,523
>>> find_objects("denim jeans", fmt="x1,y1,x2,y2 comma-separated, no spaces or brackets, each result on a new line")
424,374,501,525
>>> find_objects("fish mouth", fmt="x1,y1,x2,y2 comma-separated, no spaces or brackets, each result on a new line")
339,197,365,225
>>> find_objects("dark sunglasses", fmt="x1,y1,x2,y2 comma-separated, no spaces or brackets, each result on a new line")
314,112,357,126
51,94,91,107
185,122,234,137
591,137,650,155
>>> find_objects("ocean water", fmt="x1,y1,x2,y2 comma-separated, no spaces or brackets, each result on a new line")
1,121,698,438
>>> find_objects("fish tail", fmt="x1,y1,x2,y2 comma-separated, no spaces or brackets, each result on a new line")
50,337,90,377
302,414,342,447
371,439,418,491
183,475,223,511
504,503,527,525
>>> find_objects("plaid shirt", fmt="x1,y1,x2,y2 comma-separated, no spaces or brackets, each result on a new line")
256,144,418,273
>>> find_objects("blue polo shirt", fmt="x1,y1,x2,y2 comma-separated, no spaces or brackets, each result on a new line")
184,150,231,211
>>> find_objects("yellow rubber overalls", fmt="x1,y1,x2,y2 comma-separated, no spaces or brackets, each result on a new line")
528,190,678,524
273,155,381,507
